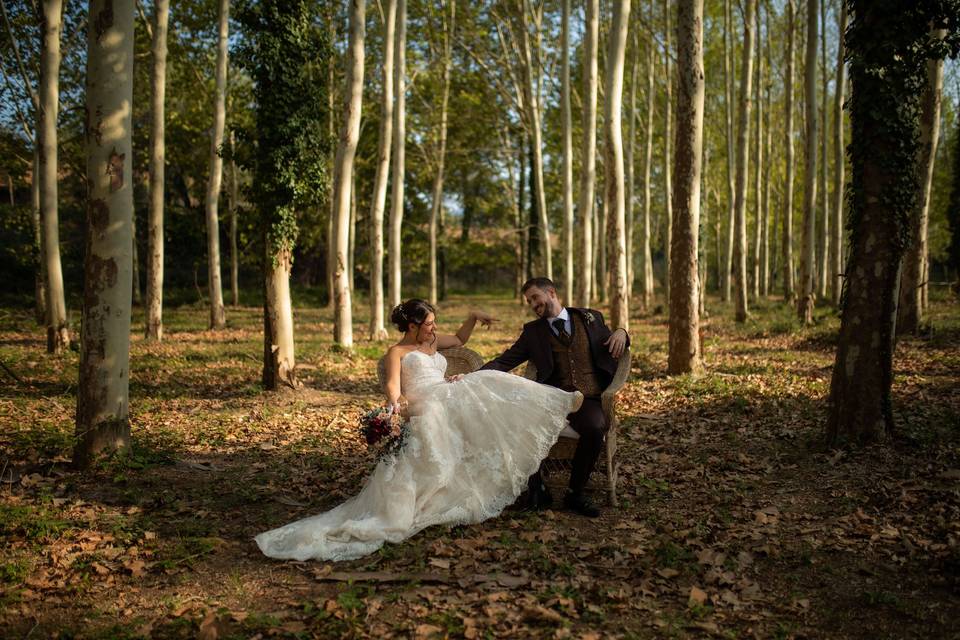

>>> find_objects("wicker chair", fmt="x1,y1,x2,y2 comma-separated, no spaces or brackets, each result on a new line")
376,346,484,393
524,347,630,506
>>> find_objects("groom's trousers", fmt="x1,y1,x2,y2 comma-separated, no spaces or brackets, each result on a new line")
566,397,606,494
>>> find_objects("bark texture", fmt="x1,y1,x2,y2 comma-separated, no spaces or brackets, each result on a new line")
332,0,365,349
797,0,818,324
205,0,229,329
389,0,407,308
668,0,704,375
577,0,599,307
145,0,169,340
783,0,796,301
561,0,574,298
830,3,847,306
733,0,755,323
368,0,395,340
39,0,69,353
75,0,135,469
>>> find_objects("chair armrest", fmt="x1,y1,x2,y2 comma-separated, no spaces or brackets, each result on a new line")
601,347,631,419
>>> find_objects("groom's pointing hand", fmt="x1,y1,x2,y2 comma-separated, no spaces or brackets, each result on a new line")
603,328,628,360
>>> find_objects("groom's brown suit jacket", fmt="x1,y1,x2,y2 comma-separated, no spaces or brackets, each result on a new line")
479,308,627,394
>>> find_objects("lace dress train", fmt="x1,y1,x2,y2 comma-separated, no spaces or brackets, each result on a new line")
255,350,582,561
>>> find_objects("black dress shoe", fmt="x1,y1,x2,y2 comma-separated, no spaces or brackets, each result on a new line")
526,481,553,511
563,491,600,518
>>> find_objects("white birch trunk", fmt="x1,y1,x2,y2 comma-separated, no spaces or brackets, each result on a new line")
722,0,735,302
752,10,763,302
205,0,229,329
429,1,453,306
145,0,169,339
38,0,69,353
830,3,847,306
761,25,772,298
668,0,704,374
625,28,638,301
605,0,630,330
733,0,755,323
578,0,599,307
783,0,796,301
332,0,365,348
561,0,574,298
389,0,407,308
368,0,395,340
641,11,655,309
75,0,135,468
798,0,818,324
662,0,673,308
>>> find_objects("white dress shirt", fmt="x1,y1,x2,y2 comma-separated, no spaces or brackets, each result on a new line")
547,307,572,336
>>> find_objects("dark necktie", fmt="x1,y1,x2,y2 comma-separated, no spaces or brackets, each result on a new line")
552,318,570,343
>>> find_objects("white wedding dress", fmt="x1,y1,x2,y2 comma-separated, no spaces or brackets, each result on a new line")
255,350,582,562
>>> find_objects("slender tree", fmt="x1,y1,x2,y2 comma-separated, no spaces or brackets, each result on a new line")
205,0,229,329
145,0,169,340
75,0,135,468
641,2,655,309
830,2,848,305
818,0,830,300
228,130,239,306
605,0,631,329
668,0,704,374
662,0,673,307
733,0,756,322
783,0,796,301
625,27,639,300
798,0,818,324
578,0,599,307
561,0,574,298
722,0,735,302
389,0,407,308
38,0,69,353
826,0,959,445
898,28,946,334
368,0,395,340
761,20,773,297
428,1,454,306
751,4,763,301
332,0,364,349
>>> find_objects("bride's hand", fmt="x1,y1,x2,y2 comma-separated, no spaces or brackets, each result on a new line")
445,374,464,383
471,310,499,329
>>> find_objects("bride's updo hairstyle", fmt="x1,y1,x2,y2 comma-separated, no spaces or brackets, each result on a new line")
391,299,436,333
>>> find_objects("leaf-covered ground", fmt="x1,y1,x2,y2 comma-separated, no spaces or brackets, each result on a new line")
1,294,958,639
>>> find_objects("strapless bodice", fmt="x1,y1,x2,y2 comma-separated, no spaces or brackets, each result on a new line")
400,350,448,401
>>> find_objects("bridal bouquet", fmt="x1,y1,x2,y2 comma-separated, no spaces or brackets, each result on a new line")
358,406,409,460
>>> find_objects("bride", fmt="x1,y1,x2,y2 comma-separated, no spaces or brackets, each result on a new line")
255,299,583,562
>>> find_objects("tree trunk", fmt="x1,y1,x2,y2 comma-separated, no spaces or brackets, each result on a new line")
605,0,630,330
229,130,239,306
389,0,407,308
38,0,69,353
368,0,395,340
668,0,704,374
783,0,796,302
797,0,818,324
429,0,454,306
205,0,229,330
817,0,829,300
722,0,735,302
662,0,673,308
830,3,847,306
517,2,551,281
898,29,945,335
131,212,141,305
761,27,772,298
74,0,135,469
263,245,297,390
325,6,336,309
34,146,46,326
561,0,574,299
751,6,763,302
641,8,655,310
733,0,755,323
625,28,639,301
578,0,599,307
331,0,365,349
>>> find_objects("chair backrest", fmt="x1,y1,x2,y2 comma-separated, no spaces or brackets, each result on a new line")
376,346,484,394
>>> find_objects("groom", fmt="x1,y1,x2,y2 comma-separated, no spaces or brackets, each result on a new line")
481,277,629,517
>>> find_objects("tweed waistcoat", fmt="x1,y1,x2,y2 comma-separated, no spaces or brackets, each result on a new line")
546,312,602,398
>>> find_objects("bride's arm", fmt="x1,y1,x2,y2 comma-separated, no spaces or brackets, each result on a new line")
384,347,404,411
436,311,498,349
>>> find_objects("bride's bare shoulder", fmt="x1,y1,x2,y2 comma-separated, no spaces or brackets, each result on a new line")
387,344,417,361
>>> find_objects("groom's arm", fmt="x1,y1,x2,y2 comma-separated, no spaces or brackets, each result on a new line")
589,310,630,357
480,331,531,373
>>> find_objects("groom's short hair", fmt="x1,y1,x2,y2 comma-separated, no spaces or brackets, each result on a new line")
521,277,557,295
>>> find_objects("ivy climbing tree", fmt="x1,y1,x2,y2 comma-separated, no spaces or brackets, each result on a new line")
235,0,330,390
825,0,960,445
